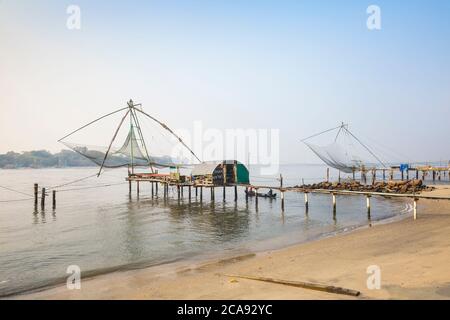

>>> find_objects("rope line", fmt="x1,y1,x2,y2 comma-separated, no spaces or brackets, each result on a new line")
0,185,33,197
55,182,128,193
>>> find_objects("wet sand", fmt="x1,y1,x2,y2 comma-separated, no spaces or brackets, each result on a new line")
12,186,450,300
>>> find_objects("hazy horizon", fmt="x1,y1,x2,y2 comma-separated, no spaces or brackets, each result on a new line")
1,0,450,164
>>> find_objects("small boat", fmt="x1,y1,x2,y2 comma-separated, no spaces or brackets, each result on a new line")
245,189,277,199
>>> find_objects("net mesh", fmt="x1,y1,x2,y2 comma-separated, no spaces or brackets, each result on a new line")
304,126,384,173
59,106,197,169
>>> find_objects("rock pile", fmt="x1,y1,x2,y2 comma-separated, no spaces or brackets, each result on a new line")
295,180,433,194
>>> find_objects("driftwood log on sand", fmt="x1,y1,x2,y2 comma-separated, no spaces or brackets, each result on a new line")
223,274,361,297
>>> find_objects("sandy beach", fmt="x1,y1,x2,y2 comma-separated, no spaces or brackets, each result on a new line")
13,186,450,300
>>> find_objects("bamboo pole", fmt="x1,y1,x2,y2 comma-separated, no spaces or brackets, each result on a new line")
223,274,360,297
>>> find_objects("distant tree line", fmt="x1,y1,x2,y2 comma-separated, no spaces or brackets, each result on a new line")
0,150,94,169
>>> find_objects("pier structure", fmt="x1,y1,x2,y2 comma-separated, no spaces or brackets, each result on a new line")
342,165,450,185
124,173,450,222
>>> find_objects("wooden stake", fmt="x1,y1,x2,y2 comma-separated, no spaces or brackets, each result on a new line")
413,198,418,220
281,191,285,211
52,190,56,209
137,181,140,195
41,187,46,209
366,195,371,217
34,183,38,207
234,185,238,201
200,186,203,202
304,192,309,209
332,193,336,216
188,186,191,201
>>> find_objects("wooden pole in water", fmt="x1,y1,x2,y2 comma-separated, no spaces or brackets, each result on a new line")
188,185,191,201
304,192,309,210
255,188,259,207
156,181,158,196
433,171,436,182
137,181,140,196
366,194,371,217
211,186,215,201
200,186,203,202
332,193,336,216
195,186,198,197
413,198,418,220
34,183,39,207
177,185,180,199
181,185,184,197
129,180,132,194
223,186,226,201
52,190,56,209
234,185,238,201
41,187,46,209
281,191,285,211
151,182,154,197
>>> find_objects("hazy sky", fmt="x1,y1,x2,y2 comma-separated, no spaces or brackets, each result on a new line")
1,0,450,163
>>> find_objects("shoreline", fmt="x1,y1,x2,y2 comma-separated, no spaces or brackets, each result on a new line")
9,187,450,300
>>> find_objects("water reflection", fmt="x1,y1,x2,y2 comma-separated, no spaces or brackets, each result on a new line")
0,167,411,297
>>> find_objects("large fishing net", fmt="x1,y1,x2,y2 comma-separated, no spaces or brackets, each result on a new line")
303,125,387,173
59,102,200,171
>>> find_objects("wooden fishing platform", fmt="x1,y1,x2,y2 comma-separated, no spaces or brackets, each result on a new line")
125,171,450,222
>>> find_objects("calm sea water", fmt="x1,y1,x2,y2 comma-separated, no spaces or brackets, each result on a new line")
0,165,411,297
